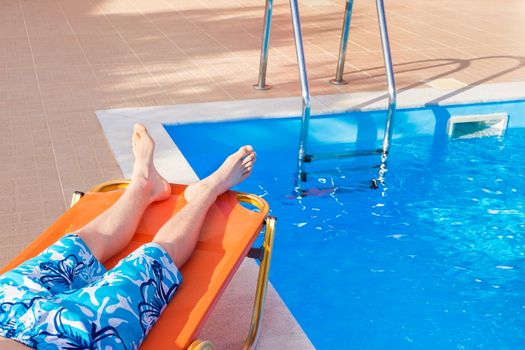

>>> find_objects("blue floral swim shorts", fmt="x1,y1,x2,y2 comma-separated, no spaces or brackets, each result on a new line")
0,234,182,349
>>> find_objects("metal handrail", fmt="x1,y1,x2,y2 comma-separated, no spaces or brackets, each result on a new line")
254,0,395,192
330,0,354,85
289,0,312,193
331,0,396,154
375,0,397,185
254,0,273,90
376,0,397,155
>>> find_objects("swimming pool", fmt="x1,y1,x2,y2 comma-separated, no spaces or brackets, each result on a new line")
165,99,525,349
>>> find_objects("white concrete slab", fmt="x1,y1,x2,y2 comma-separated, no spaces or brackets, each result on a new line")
200,259,315,349
97,109,198,184
98,81,525,131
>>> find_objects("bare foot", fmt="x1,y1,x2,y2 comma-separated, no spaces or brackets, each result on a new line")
184,146,256,202
130,124,171,202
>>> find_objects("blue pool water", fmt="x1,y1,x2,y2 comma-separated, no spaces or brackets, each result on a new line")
165,100,525,349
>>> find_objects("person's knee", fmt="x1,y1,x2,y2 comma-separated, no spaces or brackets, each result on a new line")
76,229,109,263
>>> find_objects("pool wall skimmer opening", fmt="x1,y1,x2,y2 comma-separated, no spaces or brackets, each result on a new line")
447,113,509,139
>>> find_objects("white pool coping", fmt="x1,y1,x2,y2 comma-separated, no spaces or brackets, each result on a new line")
96,80,525,349
97,81,525,183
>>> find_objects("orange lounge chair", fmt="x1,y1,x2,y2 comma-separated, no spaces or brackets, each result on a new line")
1,180,276,350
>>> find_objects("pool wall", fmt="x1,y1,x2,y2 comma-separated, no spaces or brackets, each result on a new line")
164,98,525,182
307,98,525,151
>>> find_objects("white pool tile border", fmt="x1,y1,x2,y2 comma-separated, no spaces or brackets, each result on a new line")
96,80,525,349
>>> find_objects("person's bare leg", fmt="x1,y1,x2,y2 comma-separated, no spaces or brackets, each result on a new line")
0,337,32,349
153,146,256,267
77,124,170,263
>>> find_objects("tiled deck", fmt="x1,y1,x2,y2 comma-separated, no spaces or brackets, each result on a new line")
1,0,525,347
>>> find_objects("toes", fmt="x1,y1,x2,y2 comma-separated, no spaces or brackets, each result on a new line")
132,125,141,140
242,152,256,166
242,152,255,175
134,123,146,134
242,166,253,177
243,159,256,170
133,124,151,143
137,124,155,146
236,145,253,157
133,124,148,144
230,146,254,163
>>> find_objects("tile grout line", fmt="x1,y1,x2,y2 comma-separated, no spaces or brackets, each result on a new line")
115,0,221,99
417,7,524,47
191,0,300,68
19,0,68,209
389,11,508,55
55,0,118,173
160,0,254,99
55,0,98,87
95,1,171,103
122,0,236,100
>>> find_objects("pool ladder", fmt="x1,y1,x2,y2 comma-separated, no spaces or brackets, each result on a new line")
255,0,397,194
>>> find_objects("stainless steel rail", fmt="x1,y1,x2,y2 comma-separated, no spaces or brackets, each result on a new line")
375,0,397,185
289,0,312,194
376,0,396,154
331,0,397,187
332,0,396,155
254,0,273,90
255,0,395,192
330,0,354,85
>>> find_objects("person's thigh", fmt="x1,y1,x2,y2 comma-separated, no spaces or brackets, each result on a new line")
0,234,106,347
0,234,106,296
30,242,182,349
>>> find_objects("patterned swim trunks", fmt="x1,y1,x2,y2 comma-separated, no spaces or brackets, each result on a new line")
0,234,182,349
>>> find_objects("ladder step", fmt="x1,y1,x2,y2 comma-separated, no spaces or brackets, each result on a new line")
305,149,382,162
300,162,381,184
299,180,380,196
306,163,381,176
